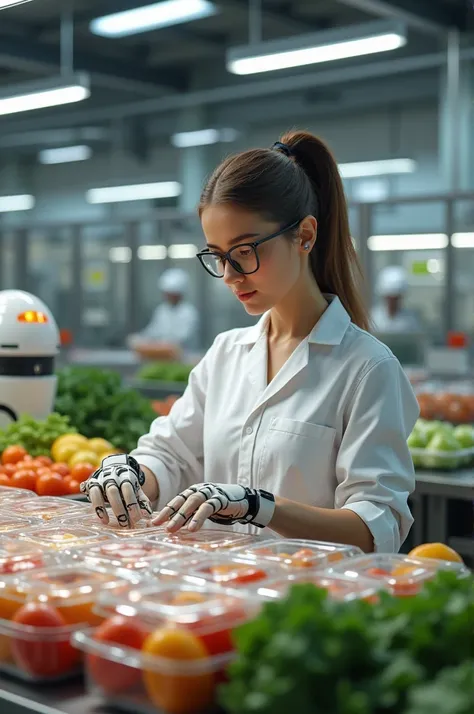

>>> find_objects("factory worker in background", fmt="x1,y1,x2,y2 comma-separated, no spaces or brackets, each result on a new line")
371,266,423,334
129,268,200,352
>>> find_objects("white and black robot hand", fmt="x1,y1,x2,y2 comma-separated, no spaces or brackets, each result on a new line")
80,454,153,528
152,483,275,532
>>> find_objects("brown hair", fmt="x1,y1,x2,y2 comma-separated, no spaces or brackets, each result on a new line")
199,129,369,331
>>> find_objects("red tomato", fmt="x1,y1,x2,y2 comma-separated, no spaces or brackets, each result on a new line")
11,603,80,677
68,479,81,495
366,568,391,578
35,456,53,467
87,616,148,694
36,467,54,477
0,474,11,487
2,446,27,466
70,463,96,483
51,463,70,478
36,473,68,497
209,564,267,585
3,464,16,478
11,470,37,492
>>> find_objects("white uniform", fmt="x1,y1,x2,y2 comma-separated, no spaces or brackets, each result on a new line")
131,296,419,553
371,304,422,334
142,302,199,350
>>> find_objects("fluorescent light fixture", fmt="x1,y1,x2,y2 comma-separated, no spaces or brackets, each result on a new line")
0,73,90,117
451,233,474,248
109,247,132,263
39,145,92,165
368,234,449,252
0,0,33,7
168,244,198,259
339,158,416,179
172,128,239,148
86,181,182,204
0,194,35,213
138,245,167,260
227,20,406,75
90,0,217,38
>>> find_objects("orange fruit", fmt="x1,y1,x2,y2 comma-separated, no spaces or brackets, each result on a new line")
408,543,463,564
142,627,215,714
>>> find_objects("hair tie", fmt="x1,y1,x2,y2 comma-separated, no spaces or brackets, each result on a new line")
272,141,293,158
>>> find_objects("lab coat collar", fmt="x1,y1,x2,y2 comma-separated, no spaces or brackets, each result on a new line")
235,295,351,347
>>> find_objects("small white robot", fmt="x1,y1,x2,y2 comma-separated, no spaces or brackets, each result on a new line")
0,290,60,430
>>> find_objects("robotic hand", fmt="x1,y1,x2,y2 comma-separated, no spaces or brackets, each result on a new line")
81,454,153,528
152,483,276,532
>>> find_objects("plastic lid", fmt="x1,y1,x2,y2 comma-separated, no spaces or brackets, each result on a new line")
18,525,116,551
240,538,363,569
81,539,183,570
0,513,35,533
65,510,154,537
0,486,38,502
327,554,469,596
0,540,48,575
9,497,87,521
98,581,260,634
166,554,280,588
258,571,386,601
148,528,258,551
15,564,132,606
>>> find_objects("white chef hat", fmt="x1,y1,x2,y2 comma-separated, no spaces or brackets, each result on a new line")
375,266,408,297
158,268,188,295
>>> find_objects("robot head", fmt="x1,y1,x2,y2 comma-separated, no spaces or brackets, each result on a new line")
0,290,60,357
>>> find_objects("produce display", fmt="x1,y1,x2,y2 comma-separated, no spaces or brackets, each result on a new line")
136,361,193,383
416,383,474,423
152,395,180,417
407,418,474,469
54,366,157,454
0,413,75,458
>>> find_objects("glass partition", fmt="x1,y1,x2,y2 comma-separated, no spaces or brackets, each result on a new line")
453,199,474,336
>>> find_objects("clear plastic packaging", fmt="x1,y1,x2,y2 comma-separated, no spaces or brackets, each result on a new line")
326,553,469,597
159,553,281,589
257,571,386,602
8,497,88,523
0,541,51,576
238,538,363,570
18,525,117,552
146,528,258,552
0,514,35,535
73,582,260,714
65,510,156,537
0,486,38,503
79,539,185,573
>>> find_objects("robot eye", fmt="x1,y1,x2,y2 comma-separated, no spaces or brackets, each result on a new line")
17,311,49,323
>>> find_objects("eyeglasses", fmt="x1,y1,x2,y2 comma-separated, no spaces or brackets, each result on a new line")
196,219,301,278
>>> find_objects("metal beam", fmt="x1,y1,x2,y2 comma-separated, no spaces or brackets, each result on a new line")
0,34,185,95
334,0,463,35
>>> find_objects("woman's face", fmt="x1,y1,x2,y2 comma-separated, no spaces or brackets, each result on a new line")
201,204,311,316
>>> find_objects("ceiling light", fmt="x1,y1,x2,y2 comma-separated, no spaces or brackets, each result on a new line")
109,247,132,263
168,244,198,259
171,128,239,148
138,245,167,260
39,145,92,165
86,181,182,204
339,158,416,179
368,234,448,251
451,233,474,248
0,0,33,7
0,195,35,213
0,74,90,117
90,0,217,38
227,21,406,75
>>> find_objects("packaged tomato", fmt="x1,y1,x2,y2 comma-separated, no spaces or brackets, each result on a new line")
147,528,258,552
73,582,259,714
0,486,38,503
0,514,36,535
160,553,281,589
239,538,363,570
8,497,88,523
257,571,386,603
0,541,51,576
327,553,469,597
79,539,185,573
17,525,117,552
65,510,155,537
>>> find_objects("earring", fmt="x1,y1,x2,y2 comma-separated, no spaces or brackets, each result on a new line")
304,243,310,251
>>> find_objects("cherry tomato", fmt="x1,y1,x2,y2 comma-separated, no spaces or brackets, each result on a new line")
209,564,267,585
68,479,81,495
70,462,96,483
87,615,148,694
2,446,27,466
11,470,37,492
366,567,391,578
35,456,53,467
36,467,54,478
11,603,80,677
3,464,17,478
0,474,11,487
51,463,70,478
36,473,68,497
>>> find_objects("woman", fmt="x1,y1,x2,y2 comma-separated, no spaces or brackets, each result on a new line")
82,131,419,553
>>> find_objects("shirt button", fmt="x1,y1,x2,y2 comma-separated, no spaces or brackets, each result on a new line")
245,426,253,435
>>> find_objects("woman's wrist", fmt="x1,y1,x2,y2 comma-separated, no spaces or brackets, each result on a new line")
139,465,160,503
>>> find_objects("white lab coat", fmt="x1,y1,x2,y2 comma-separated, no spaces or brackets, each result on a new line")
131,296,419,552
142,301,200,350
371,304,422,334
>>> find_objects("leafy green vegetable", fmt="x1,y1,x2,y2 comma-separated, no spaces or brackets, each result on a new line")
54,366,156,453
0,412,76,456
405,661,474,714
220,571,474,714
136,361,192,383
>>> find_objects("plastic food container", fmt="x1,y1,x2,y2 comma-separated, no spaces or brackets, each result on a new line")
8,497,88,523
0,486,38,503
147,528,258,552
0,541,52,576
159,553,282,589
257,571,386,602
65,510,156,538
79,539,186,573
238,538,363,570
73,582,260,714
17,525,117,552
326,553,469,597
0,514,35,535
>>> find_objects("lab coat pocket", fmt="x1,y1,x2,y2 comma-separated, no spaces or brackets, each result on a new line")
258,418,337,506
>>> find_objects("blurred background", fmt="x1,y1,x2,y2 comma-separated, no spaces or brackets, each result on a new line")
0,0,472,356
